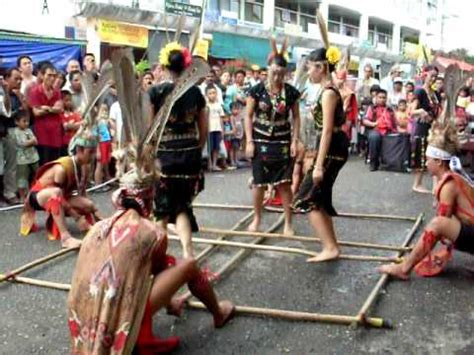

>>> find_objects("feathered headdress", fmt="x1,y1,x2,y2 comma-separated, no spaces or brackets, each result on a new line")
112,48,210,188
68,62,113,154
336,45,351,80
316,10,341,66
158,14,201,70
268,36,289,66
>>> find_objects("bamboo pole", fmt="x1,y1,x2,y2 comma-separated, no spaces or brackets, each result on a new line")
192,203,417,222
168,235,402,263
0,274,71,291
187,301,392,329
194,210,255,262
0,247,79,283
180,215,285,301
356,213,424,327
199,227,412,253
0,275,391,329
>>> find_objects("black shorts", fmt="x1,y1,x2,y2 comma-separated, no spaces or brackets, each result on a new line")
454,223,474,254
28,191,44,211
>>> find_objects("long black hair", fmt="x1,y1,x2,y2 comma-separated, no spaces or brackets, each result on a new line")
307,48,336,73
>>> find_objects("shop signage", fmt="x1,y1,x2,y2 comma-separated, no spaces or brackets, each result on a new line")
165,0,202,18
98,20,148,48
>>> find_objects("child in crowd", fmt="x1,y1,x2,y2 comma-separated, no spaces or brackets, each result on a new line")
13,110,39,202
396,99,410,134
357,98,372,157
60,90,83,155
223,102,243,169
94,103,114,190
206,85,225,171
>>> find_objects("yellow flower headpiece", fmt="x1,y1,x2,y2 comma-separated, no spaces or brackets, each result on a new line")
326,46,341,65
159,41,183,67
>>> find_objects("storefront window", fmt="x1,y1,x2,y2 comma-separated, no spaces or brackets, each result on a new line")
244,0,263,23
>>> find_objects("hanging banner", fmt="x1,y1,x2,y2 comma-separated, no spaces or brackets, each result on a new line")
98,20,148,48
193,39,209,61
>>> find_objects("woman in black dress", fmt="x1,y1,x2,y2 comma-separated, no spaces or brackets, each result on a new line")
244,41,300,236
293,47,349,262
149,44,207,258
411,65,440,193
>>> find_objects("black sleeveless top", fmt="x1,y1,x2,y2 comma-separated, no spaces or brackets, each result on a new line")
249,82,300,142
148,83,206,150
313,86,345,131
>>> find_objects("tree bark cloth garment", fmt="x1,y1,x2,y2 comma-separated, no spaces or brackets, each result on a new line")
67,209,167,354
248,82,300,186
20,156,78,240
149,83,206,232
293,86,349,216
411,88,441,170
415,172,474,277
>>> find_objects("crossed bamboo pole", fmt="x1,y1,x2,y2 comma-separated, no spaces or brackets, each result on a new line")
355,213,424,327
193,203,418,222
0,274,390,328
0,246,79,283
199,227,412,253
168,235,402,263
0,209,415,328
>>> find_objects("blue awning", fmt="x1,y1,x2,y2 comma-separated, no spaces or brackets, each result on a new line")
210,32,270,67
0,32,85,72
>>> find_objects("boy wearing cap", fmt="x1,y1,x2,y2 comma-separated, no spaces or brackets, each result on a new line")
388,77,406,109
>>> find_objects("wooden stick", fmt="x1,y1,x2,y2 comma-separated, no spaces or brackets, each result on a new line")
199,227,412,252
0,274,391,329
169,235,402,263
195,210,255,262
187,301,391,329
181,214,285,301
356,213,424,326
0,274,71,291
193,203,417,222
0,247,79,283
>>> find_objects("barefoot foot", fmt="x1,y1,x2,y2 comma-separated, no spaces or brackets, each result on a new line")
283,224,294,236
214,300,235,328
61,236,82,249
412,185,431,194
306,248,340,263
378,263,410,280
167,295,187,317
247,218,260,233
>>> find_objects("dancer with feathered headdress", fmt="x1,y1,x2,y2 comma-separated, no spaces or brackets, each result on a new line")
68,47,234,354
380,64,474,280
19,63,112,247
245,36,301,236
148,21,210,259
292,10,348,262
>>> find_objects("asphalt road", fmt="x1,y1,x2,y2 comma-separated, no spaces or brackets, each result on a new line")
0,158,473,354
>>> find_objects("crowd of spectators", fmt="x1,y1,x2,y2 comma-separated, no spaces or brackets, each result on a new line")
1,54,473,206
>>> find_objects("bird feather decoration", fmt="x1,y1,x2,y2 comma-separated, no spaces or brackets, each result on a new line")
440,64,462,124
67,62,113,154
141,56,211,150
111,50,210,179
188,22,201,54
293,56,309,93
174,14,186,43
80,62,113,126
338,45,351,72
316,10,330,49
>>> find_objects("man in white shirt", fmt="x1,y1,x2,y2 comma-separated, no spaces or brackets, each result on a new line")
356,63,379,102
380,64,402,98
388,77,406,109
17,55,36,96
